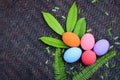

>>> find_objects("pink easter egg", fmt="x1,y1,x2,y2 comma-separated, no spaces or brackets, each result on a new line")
81,33,95,50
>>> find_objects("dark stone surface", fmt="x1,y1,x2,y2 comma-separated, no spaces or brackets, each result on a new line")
0,0,120,80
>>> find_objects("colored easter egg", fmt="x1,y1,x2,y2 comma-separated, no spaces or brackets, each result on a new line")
62,32,80,47
63,47,82,63
94,39,110,56
82,50,96,66
81,33,95,50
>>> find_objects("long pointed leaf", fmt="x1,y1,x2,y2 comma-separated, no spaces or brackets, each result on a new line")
73,51,116,80
73,18,86,38
53,48,67,80
39,37,68,48
66,2,77,32
42,12,64,35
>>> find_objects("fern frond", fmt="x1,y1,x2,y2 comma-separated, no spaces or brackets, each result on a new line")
72,51,116,80
53,48,67,80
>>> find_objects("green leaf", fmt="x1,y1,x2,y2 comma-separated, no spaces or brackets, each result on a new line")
73,18,86,38
53,48,67,80
39,37,68,48
72,51,116,80
107,28,112,36
66,2,77,32
42,12,64,35
91,0,99,3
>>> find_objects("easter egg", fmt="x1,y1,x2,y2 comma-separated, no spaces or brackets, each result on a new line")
63,47,82,63
81,33,95,50
94,39,110,56
62,32,80,47
82,50,96,66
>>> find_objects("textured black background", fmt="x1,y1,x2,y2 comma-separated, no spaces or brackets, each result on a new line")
0,0,120,80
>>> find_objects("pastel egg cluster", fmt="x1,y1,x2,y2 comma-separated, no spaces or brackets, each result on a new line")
62,32,110,66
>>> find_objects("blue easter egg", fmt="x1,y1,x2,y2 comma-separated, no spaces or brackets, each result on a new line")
63,47,82,63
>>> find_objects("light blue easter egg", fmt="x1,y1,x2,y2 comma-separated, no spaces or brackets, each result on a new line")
63,47,82,63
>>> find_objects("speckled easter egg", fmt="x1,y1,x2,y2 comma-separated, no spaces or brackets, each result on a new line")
63,47,82,63
62,32,80,47
81,33,95,50
94,39,110,56
82,50,96,66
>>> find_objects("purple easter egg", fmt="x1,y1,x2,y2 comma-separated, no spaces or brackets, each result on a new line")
94,39,110,56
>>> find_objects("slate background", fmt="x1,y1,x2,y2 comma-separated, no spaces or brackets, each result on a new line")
0,0,120,80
